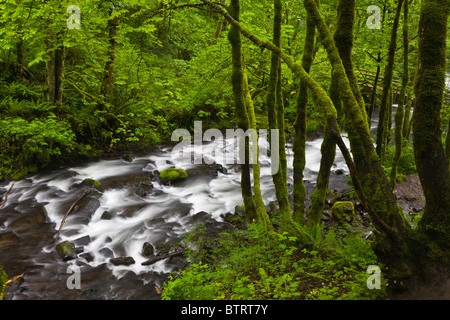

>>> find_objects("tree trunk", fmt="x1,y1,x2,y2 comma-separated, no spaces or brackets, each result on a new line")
446,118,450,165
101,12,119,105
292,0,317,223
368,54,381,125
375,0,404,161
243,68,274,231
214,1,227,39
227,0,257,222
390,0,409,188
266,0,294,231
412,0,450,266
16,39,24,67
201,0,412,279
45,29,65,106
309,0,360,224
303,0,412,280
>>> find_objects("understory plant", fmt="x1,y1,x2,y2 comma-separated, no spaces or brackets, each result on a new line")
162,222,386,300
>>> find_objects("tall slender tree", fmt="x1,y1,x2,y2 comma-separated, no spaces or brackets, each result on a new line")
376,0,404,161
227,0,257,222
412,0,450,266
309,0,361,224
100,3,119,106
390,0,409,188
266,0,295,231
293,0,318,223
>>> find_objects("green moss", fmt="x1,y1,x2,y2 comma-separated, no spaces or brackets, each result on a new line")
82,178,103,191
331,201,354,223
160,168,188,181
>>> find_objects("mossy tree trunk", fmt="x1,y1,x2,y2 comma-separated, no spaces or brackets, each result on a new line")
202,0,410,238
100,8,119,106
303,0,412,279
202,0,450,283
213,0,227,39
309,0,360,224
243,67,274,231
45,28,65,106
390,0,409,188
201,0,411,276
412,0,450,266
446,117,450,165
293,0,318,223
227,0,257,222
266,0,295,232
368,53,382,125
375,0,404,161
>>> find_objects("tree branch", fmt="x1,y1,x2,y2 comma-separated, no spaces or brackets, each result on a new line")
0,183,15,210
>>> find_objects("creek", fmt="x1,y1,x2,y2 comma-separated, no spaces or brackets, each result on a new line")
0,128,353,299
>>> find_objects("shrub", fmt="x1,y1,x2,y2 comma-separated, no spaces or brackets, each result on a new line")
0,115,77,180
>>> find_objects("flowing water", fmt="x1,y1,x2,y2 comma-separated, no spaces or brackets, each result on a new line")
0,134,352,299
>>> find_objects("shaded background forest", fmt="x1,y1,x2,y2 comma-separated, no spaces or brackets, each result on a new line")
1,0,448,181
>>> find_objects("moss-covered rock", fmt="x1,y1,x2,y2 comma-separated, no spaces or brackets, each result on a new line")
56,241,76,260
81,178,103,191
159,168,188,181
332,201,354,223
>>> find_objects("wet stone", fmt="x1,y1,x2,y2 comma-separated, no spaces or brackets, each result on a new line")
110,256,135,266
56,241,77,261
142,242,154,257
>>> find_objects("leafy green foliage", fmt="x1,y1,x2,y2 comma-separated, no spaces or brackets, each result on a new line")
0,115,76,180
0,265,8,300
162,222,386,300
383,139,417,179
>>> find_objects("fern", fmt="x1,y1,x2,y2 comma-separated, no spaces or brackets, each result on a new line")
248,223,267,243
295,222,335,253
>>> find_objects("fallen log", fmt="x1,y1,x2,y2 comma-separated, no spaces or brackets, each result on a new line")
57,189,90,236
0,183,15,209
141,249,186,266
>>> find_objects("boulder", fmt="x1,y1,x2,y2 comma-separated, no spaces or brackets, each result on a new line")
331,201,355,223
56,241,77,260
134,182,154,198
190,211,212,224
99,247,114,258
71,195,101,224
222,212,246,229
110,256,136,266
80,252,94,263
185,164,227,179
142,242,154,257
141,249,185,266
234,205,245,216
100,211,113,220
159,168,188,183
80,178,103,192
73,235,91,247
121,153,134,162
